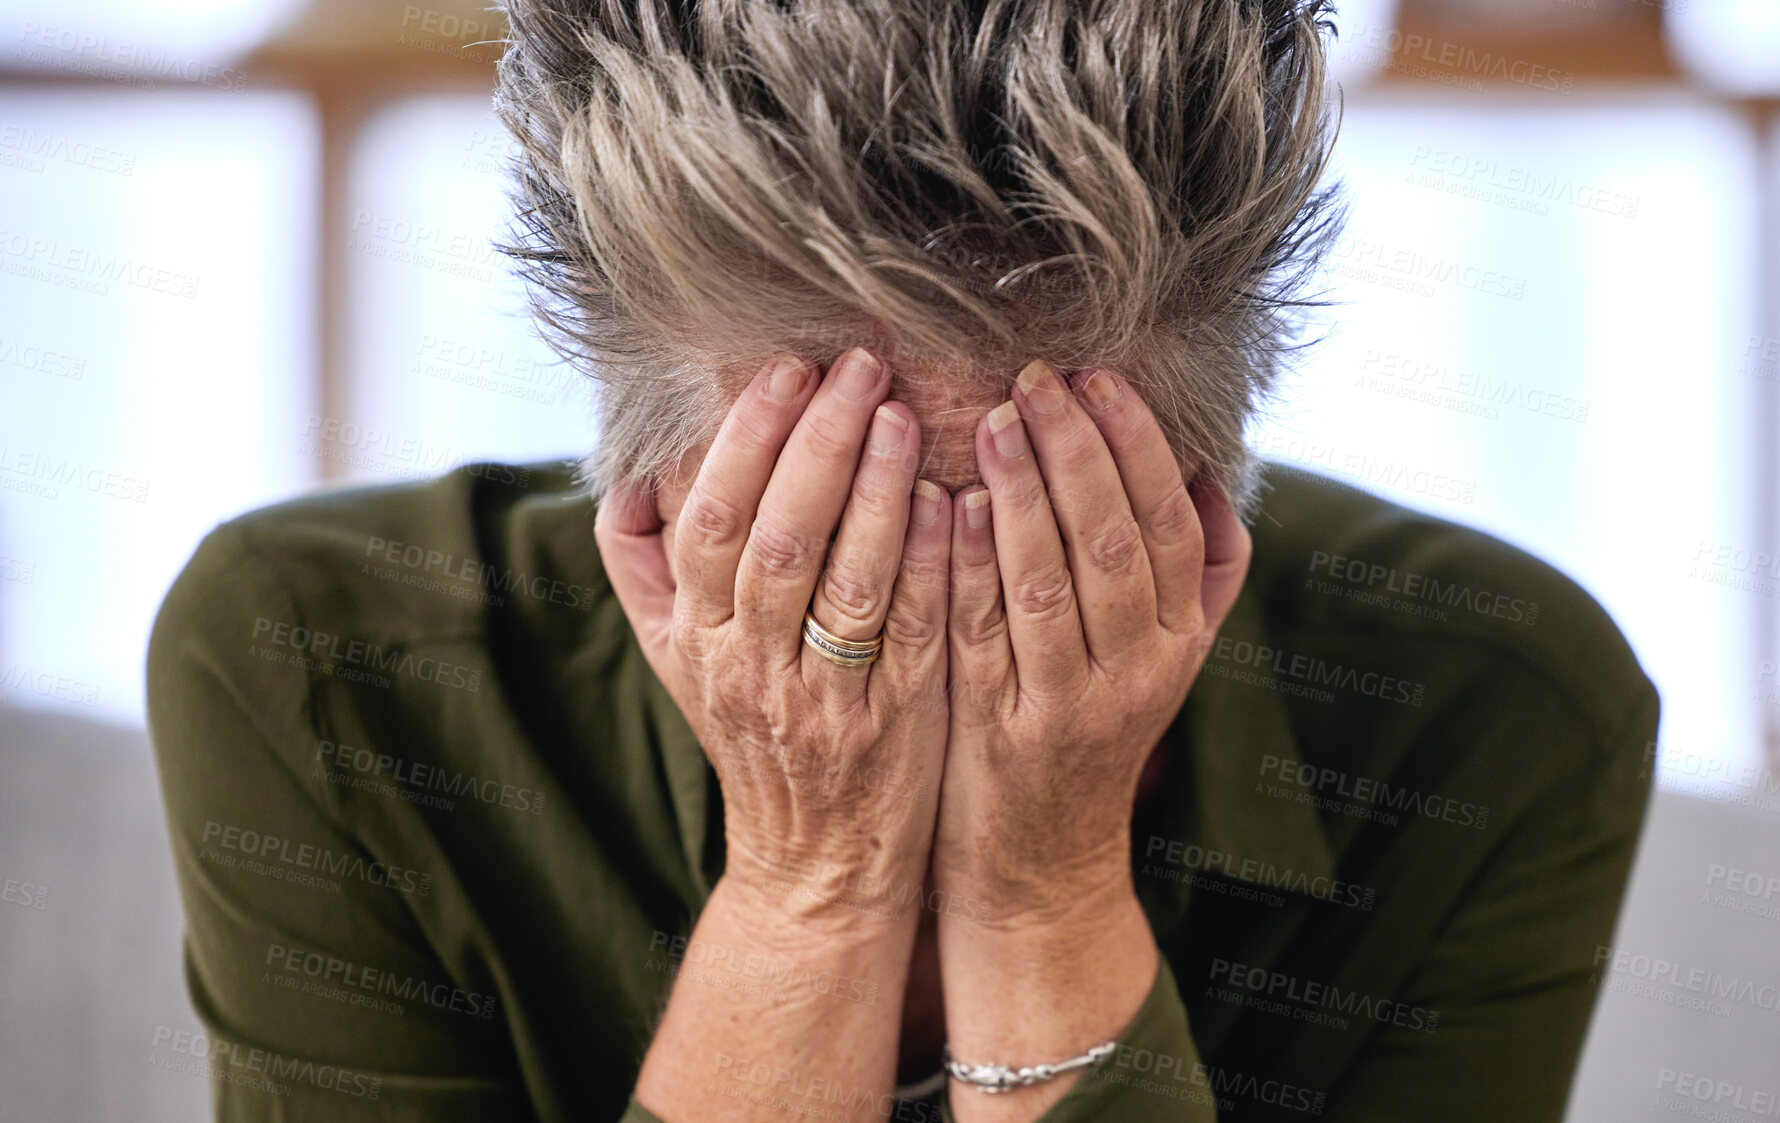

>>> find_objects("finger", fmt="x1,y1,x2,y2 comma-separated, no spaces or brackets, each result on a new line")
873,478,953,715
946,485,1011,731
594,481,694,726
803,402,921,700
1191,474,1252,636
672,354,819,629
736,348,891,665
1010,359,1157,667
595,480,675,655
976,401,1088,699
1071,368,1206,635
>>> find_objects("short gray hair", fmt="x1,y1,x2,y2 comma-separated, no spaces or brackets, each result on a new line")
495,0,1345,516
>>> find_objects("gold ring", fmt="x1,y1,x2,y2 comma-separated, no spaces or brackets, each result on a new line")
802,610,884,668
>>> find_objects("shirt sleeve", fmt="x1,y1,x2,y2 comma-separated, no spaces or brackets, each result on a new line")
926,685,1659,1123
147,523,531,1121
937,955,1221,1123
1308,681,1660,1123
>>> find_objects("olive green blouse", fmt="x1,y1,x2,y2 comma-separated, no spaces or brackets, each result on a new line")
146,459,1658,1122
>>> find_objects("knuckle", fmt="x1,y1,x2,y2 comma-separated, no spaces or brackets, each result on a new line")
800,411,858,462
1175,604,1208,643
1147,487,1202,550
847,459,904,508
1025,665,1092,707
953,605,1008,649
1050,416,1105,463
883,596,942,646
727,401,784,450
1083,517,1145,575
1099,399,1147,445
1005,474,1051,512
1009,566,1076,623
847,466,904,520
747,520,823,581
820,565,884,628
671,609,713,661
896,555,949,601
680,490,748,551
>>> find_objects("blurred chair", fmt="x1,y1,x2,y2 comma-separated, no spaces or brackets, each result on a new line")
0,705,206,1123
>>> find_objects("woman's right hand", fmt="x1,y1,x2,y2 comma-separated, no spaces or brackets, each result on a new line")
596,348,954,918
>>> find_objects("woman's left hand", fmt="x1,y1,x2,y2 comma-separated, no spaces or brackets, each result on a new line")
930,360,1253,1119
933,359,1253,921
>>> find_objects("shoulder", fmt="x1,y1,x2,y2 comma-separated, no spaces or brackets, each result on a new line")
147,460,618,748
153,460,606,652
1246,463,1658,762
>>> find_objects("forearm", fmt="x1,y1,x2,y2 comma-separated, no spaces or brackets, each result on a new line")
634,875,921,1123
937,870,1159,1122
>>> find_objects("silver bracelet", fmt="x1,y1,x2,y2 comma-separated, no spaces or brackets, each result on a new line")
944,1040,1117,1094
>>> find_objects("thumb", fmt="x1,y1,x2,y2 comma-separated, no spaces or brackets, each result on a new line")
593,481,677,673
1189,476,1252,634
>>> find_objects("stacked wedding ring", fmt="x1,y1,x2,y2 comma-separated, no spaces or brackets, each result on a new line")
802,610,884,668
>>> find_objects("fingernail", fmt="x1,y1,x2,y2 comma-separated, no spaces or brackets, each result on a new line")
987,400,1026,458
1016,359,1067,414
1079,369,1121,412
832,348,884,402
764,354,810,402
870,405,909,455
964,489,992,529
912,479,945,525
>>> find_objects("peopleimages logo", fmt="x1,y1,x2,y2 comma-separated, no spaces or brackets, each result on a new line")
1209,958,1440,1034
264,943,499,1020
1655,1069,1780,1117
250,617,482,692
1593,945,1780,1016
316,739,546,815
1306,550,1539,626
362,534,596,611
1207,636,1427,707
1258,756,1489,831
0,442,149,503
148,1026,383,1100
1,876,48,910
201,820,433,896
15,23,249,91
1405,147,1640,220
1142,835,1378,910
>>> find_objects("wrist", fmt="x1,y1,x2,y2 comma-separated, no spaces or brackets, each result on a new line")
939,873,1148,959
934,836,1134,931
717,839,932,932
937,884,1157,1121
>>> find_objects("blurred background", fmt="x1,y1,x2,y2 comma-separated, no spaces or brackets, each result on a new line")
1,0,1777,1119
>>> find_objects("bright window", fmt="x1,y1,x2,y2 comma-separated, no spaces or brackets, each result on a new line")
334,94,592,485
1255,88,1763,791
0,89,317,725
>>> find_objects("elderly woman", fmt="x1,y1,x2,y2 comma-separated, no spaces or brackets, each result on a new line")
147,2,1657,1121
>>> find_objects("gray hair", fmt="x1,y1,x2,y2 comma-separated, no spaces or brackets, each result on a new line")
494,0,1346,516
